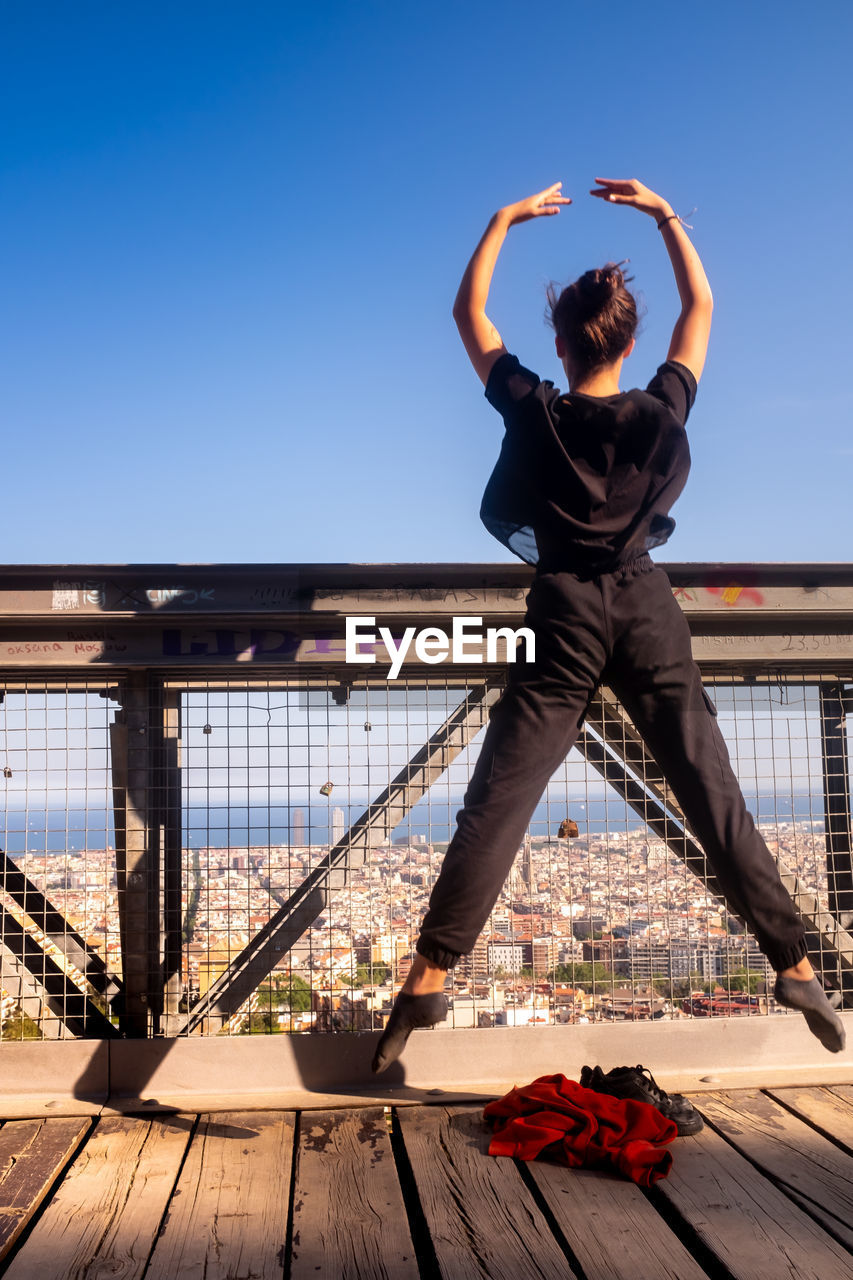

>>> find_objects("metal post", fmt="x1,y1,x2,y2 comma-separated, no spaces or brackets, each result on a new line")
111,674,184,1036
819,683,853,924
111,674,152,1036
152,686,183,1035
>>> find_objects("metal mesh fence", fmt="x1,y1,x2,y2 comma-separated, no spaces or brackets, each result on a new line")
0,672,850,1039
0,685,117,1039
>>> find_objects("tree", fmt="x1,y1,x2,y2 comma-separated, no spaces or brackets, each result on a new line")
706,969,761,995
549,962,615,986
1,1011,42,1040
247,1011,281,1034
255,975,313,1012
283,976,313,1012
669,973,704,1000
182,849,202,945
650,974,674,996
341,961,390,987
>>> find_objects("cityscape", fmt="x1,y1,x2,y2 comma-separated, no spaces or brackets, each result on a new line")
2,808,830,1037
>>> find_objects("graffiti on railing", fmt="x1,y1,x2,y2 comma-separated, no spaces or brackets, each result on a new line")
51,582,107,610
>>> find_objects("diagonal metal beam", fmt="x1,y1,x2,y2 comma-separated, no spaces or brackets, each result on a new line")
579,686,853,982
0,935,70,1039
1,849,122,1006
179,681,504,1033
575,721,724,900
0,910,119,1038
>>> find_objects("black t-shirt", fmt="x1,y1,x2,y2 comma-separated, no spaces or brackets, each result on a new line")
480,353,697,569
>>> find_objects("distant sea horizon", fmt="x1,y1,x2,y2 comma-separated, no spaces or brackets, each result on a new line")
0,792,827,855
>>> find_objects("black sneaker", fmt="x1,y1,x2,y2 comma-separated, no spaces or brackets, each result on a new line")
580,1063,704,1136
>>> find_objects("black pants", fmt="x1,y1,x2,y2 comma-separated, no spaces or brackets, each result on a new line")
417,557,806,973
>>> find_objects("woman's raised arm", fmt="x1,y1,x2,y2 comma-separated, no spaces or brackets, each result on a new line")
453,183,571,385
591,178,713,382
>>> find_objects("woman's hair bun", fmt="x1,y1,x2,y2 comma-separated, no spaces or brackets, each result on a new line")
582,261,632,293
547,261,638,377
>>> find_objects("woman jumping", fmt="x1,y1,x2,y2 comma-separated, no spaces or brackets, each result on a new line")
372,176,845,1072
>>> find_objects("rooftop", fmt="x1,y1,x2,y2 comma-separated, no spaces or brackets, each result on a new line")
1,562,852,1276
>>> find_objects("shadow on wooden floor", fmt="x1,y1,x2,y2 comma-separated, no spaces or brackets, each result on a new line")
1,1085,852,1278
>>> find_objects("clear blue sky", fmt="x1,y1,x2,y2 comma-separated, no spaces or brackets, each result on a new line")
3,1,851,566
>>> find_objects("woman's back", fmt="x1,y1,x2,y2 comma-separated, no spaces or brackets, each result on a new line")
480,351,695,569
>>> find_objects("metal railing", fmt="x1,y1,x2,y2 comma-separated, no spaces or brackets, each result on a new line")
1,563,851,1042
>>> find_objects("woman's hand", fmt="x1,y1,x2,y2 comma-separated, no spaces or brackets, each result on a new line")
590,178,671,220
453,181,570,386
499,182,572,226
590,178,712,381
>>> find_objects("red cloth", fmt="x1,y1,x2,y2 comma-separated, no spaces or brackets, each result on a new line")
483,1074,677,1186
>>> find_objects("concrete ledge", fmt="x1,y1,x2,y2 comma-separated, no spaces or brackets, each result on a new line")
0,1040,109,1117
386,1012,853,1099
0,1014,851,1117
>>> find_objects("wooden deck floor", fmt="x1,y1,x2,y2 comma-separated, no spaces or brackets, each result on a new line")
0,1086,852,1279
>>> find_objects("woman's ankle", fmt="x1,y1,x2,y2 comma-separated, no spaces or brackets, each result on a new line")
778,956,815,981
401,954,448,996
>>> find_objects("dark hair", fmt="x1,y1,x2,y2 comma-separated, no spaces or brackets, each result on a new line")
546,262,638,379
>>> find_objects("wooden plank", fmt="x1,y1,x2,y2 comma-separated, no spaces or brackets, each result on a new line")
697,1090,853,1249
397,1105,574,1280
657,1119,853,1280
145,1110,294,1280
290,1107,418,1279
828,1087,853,1127
766,1084,853,1155
0,1117,90,1260
3,1114,193,1279
526,1161,708,1280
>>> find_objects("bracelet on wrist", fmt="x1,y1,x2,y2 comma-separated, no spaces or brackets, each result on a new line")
657,209,695,231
